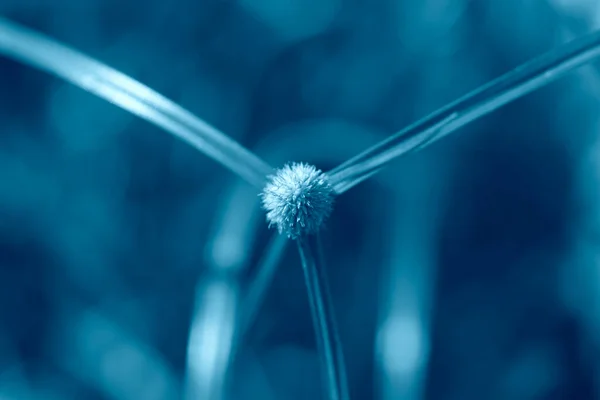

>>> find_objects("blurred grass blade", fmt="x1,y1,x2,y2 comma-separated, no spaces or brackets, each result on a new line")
185,276,238,400
226,234,289,380
297,234,349,400
0,17,272,188
239,233,289,337
375,162,446,400
327,28,600,194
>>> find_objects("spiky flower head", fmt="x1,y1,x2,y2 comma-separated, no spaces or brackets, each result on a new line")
261,162,335,239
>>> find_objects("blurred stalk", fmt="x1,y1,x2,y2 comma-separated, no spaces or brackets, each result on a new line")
238,233,289,337
297,234,349,400
375,158,447,400
327,27,600,194
0,17,272,188
195,179,290,400
185,275,239,400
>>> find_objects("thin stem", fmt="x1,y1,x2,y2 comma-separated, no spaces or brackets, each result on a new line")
297,234,350,400
239,233,289,337
0,17,273,188
227,233,289,376
327,28,600,194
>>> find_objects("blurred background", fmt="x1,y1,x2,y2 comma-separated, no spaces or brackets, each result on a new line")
2,0,600,399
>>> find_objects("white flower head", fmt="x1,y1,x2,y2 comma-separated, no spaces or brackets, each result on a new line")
261,162,335,239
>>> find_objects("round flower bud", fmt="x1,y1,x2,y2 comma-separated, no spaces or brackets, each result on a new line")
261,162,334,239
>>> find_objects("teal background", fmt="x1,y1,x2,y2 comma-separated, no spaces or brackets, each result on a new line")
1,1,600,399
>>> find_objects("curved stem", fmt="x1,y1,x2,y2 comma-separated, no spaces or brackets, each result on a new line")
327,28,600,194
0,17,273,188
297,234,350,400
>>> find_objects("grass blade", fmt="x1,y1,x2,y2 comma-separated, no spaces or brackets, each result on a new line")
297,234,349,400
0,17,273,188
185,276,238,400
327,28,600,194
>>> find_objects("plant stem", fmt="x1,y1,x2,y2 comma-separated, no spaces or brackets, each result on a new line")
227,233,288,380
0,17,273,189
185,275,238,400
239,233,289,337
327,28,600,194
297,234,350,400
